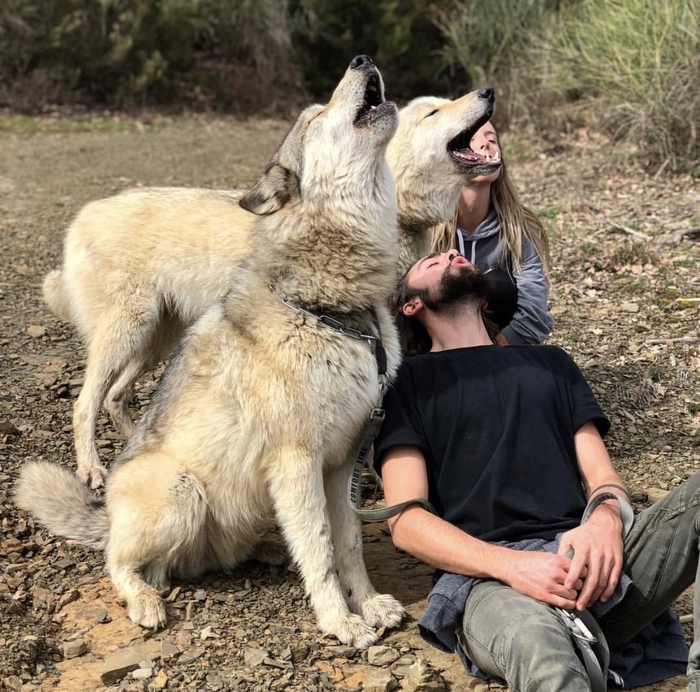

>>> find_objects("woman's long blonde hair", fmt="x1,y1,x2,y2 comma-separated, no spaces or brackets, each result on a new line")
429,159,550,275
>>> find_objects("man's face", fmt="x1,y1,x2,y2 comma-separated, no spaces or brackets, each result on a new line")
405,251,489,313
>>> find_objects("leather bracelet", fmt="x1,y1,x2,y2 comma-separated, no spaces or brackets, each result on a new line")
589,482,630,500
582,492,635,538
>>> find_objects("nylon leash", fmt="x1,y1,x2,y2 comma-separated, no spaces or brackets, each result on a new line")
346,407,435,522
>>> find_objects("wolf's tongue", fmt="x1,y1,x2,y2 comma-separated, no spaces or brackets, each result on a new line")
453,148,486,162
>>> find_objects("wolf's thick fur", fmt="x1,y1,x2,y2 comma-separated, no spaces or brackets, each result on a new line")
388,90,500,269
42,85,496,488
17,56,404,647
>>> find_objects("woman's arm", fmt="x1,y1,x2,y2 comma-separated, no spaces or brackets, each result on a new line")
502,237,554,345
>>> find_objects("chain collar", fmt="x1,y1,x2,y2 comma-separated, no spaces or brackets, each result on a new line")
269,285,388,390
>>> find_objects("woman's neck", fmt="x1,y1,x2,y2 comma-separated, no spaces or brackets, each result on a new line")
456,184,492,234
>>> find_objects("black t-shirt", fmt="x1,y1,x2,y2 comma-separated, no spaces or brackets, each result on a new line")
374,345,610,543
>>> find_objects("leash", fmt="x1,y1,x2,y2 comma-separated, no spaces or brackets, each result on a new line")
554,492,635,691
269,285,433,522
554,605,609,692
346,407,435,522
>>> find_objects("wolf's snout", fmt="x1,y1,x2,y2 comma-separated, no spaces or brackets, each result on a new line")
350,55,375,70
477,86,495,103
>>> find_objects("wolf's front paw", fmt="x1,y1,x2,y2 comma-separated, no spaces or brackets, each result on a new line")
319,612,378,649
127,591,167,631
361,593,405,629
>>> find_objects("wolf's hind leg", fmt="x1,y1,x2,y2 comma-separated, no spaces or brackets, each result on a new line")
106,453,208,630
324,464,405,629
103,358,143,438
73,305,160,488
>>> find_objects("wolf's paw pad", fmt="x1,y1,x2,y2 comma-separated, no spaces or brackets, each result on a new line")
321,612,377,650
128,592,167,631
361,593,405,629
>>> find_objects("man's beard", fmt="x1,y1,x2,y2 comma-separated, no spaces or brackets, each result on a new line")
421,265,490,313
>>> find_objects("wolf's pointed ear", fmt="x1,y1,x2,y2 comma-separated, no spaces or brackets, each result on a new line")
239,164,300,216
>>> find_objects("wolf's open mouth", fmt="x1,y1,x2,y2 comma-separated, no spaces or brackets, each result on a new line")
447,111,501,168
354,72,386,125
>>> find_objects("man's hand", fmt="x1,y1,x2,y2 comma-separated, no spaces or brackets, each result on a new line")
501,550,583,609
557,503,624,610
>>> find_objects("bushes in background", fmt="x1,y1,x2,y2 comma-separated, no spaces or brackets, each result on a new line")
0,0,697,171
535,0,700,172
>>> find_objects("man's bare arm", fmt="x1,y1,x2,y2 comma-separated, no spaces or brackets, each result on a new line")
381,445,581,608
558,421,627,609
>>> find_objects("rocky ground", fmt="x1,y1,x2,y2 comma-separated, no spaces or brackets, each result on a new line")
0,112,698,691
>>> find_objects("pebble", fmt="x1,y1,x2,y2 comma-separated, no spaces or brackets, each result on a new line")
62,638,87,659
367,645,400,666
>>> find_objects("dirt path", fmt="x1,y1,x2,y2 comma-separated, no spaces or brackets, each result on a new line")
0,115,698,691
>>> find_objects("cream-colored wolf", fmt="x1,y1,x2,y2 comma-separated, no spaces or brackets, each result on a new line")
43,83,497,488
17,55,404,647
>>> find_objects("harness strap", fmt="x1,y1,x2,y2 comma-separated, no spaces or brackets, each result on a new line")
347,407,435,523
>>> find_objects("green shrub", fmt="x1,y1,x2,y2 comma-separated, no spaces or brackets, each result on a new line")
0,0,198,107
531,0,700,171
432,0,567,112
291,0,447,102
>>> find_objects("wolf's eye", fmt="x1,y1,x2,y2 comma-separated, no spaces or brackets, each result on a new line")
425,109,438,118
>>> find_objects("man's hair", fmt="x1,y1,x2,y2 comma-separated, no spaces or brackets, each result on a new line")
392,268,433,356
427,155,550,274
392,265,500,356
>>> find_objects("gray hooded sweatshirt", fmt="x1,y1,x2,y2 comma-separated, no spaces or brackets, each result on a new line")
456,210,553,344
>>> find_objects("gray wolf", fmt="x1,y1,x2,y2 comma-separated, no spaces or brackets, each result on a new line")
16,55,404,648
43,85,497,488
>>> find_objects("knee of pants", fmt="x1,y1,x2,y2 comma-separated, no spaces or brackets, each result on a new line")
462,586,590,691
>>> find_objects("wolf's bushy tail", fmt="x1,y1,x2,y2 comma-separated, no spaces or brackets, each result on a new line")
15,462,108,550
42,269,71,321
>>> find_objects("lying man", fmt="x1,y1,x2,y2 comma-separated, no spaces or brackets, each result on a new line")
375,249,696,690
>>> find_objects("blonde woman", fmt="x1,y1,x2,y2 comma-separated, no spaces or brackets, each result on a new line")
431,121,553,344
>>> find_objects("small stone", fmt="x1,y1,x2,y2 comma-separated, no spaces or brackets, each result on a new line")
401,659,446,691
193,589,207,601
100,640,161,685
0,420,20,435
620,302,640,313
367,645,400,666
27,325,46,338
363,668,398,692
165,586,182,602
96,609,111,623
160,640,180,660
200,626,219,640
59,588,80,609
2,675,21,691
63,638,87,659
289,643,310,663
646,487,669,504
179,645,205,665
323,644,357,659
132,667,153,680
243,647,269,668
149,670,168,690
